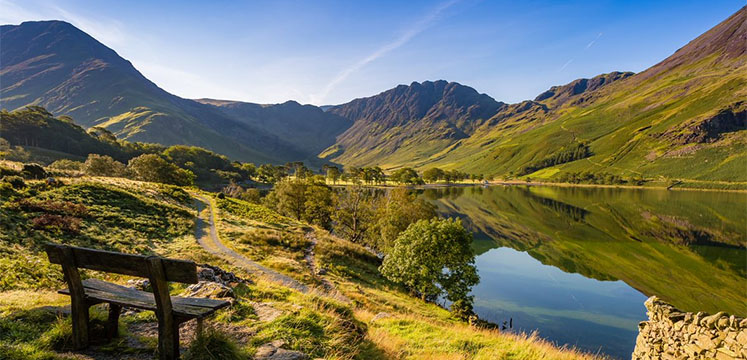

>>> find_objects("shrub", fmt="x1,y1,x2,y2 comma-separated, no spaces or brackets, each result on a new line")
2,175,26,189
22,163,47,179
84,154,127,177
31,214,82,234
48,159,84,171
127,154,195,186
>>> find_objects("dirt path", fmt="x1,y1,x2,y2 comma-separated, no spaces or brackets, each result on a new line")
192,195,309,293
303,231,336,293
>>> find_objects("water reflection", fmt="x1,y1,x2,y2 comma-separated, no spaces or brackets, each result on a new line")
418,185,747,359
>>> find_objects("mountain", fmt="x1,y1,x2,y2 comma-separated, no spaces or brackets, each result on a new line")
323,6,746,182
0,20,342,164
194,99,350,155
321,80,504,167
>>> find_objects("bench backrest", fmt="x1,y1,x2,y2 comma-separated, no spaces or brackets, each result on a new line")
45,244,198,284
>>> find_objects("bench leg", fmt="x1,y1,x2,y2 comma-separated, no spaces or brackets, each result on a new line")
107,304,121,339
157,319,181,360
196,318,204,336
70,301,90,350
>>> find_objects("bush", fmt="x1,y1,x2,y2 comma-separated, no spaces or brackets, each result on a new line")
84,154,126,177
2,175,26,189
127,154,194,186
31,214,82,234
22,163,47,180
48,159,84,171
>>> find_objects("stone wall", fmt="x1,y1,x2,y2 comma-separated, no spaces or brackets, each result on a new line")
633,296,746,360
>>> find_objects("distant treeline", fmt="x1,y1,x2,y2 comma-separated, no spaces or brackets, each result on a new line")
518,142,591,176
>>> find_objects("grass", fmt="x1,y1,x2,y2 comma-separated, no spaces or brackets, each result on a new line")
0,173,603,360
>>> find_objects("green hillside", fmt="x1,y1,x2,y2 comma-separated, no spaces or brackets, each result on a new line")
0,21,332,164
321,7,746,183
0,171,600,360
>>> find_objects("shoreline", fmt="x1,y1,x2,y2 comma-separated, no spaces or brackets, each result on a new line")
326,180,747,193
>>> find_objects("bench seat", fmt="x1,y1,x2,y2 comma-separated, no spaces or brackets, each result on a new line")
59,278,230,319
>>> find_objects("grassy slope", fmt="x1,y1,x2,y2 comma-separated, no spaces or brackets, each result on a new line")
396,53,746,183
0,175,600,360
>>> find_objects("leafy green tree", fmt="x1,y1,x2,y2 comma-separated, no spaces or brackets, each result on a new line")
257,164,287,183
84,154,127,177
422,168,443,183
324,165,341,184
390,167,422,185
332,185,373,243
127,154,194,186
380,218,479,318
264,178,307,220
239,162,257,180
304,181,335,228
366,187,437,251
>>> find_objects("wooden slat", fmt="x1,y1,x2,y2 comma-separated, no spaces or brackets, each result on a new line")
58,279,229,318
45,244,198,284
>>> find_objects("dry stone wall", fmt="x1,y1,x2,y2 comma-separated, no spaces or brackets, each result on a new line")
633,296,746,360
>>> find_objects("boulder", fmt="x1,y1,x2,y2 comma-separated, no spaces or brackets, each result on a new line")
184,281,234,299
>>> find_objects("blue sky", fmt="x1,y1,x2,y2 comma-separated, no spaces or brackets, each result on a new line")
1,0,742,105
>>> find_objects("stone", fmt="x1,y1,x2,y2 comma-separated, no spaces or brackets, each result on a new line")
269,349,308,360
127,279,150,290
254,340,308,360
372,312,391,322
184,281,234,299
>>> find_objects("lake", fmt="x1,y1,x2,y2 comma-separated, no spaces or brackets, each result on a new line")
417,185,746,359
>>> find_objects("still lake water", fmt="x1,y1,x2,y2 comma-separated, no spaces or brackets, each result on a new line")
417,185,746,359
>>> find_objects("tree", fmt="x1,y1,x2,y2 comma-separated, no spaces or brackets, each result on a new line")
257,164,287,183
325,165,341,184
84,154,127,177
264,179,307,220
239,162,257,181
380,218,479,318
366,187,437,251
304,181,335,229
332,186,373,243
422,168,444,183
390,167,422,185
127,154,194,186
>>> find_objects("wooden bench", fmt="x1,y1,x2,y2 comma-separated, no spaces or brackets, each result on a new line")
45,244,230,360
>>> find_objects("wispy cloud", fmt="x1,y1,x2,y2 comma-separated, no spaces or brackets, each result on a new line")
585,32,603,49
559,59,574,72
559,32,603,72
310,0,460,104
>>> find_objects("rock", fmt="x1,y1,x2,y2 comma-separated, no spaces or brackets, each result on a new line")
197,263,250,285
633,297,746,360
252,302,284,322
269,349,308,360
127,279,150,290
371,312,391,322
254,340,307,360
184,281,234,299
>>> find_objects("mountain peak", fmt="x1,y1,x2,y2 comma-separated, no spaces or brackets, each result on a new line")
638,6,746,80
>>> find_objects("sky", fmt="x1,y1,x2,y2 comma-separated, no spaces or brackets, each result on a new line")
0,0,742,105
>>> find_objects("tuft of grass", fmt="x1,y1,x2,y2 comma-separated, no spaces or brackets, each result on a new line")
182,327,247,360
